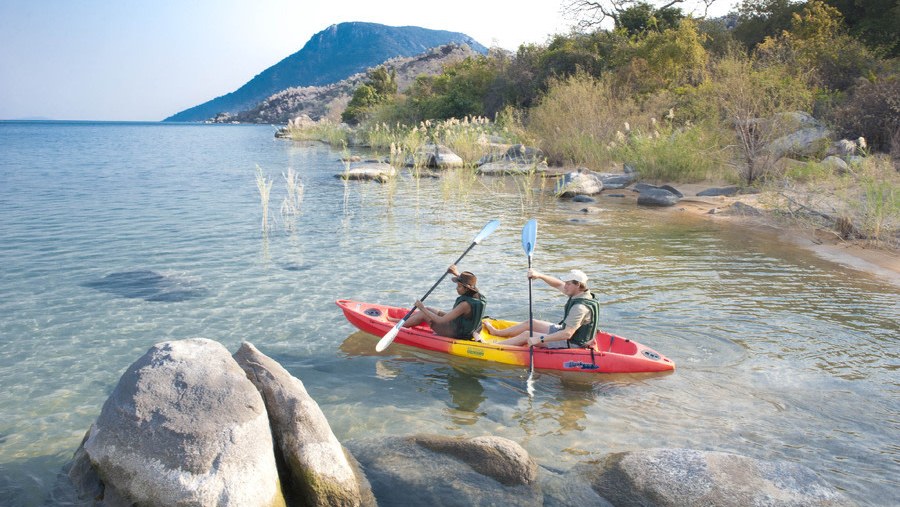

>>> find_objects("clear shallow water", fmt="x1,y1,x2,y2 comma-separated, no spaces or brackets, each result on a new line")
0,121,897,506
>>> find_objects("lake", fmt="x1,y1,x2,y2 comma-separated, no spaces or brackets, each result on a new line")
0,121,897,506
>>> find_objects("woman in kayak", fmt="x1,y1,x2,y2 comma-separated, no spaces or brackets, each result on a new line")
398,264,487,340
485,268,600,349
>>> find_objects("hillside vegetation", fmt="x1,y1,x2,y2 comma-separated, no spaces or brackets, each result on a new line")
287,0,899,248
164,22,486,122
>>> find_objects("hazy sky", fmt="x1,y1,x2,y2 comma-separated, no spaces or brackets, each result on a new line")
0,1,730,121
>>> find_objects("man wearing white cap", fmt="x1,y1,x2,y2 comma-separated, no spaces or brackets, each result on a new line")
485,268,600,349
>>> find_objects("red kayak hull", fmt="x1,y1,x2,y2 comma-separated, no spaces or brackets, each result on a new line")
336,299,675,374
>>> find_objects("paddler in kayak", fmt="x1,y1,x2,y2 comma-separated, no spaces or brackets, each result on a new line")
393,265,487,340
486,268,600,349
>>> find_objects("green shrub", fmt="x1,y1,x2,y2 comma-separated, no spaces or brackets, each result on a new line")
287,120,348,145
527,72,637,167
782,160,833,183
610,117,729,182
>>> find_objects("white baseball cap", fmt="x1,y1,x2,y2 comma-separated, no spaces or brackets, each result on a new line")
566,269,588,285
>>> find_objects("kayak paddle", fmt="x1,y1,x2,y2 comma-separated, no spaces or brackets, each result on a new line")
375,219,500,352
522,218,537,396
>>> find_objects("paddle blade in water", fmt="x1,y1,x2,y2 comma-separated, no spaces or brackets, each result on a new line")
521,219,537,257
473,219,500,244
376,322,403,352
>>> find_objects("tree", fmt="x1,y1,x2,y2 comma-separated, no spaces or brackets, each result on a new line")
756,0,876,90
632,18,709,89
341,66,397,125
563,0,718,29
405,56,500,120
709,52,813,184
823,0,900,57
732,0,804,50
618,2,685,34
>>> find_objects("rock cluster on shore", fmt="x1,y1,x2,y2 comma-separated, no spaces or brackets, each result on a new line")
64,338,852,506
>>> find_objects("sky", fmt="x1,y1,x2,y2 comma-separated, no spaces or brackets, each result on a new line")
0,0,732,122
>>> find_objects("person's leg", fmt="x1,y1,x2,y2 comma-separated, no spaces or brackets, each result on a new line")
496,320,553,345
484,320,532,337
401,310,427,327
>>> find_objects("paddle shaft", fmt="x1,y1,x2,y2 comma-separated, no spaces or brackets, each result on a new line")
396,240,479,323
527,255,534,376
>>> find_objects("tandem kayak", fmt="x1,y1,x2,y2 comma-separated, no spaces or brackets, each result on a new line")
336,299,675,374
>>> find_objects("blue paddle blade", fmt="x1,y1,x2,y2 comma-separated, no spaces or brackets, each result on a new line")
521,219,537,257
474,219,500,244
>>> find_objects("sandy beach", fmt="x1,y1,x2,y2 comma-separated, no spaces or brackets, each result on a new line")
629,183,900,288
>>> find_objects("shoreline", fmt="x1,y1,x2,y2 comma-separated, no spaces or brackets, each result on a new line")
634,183,900,288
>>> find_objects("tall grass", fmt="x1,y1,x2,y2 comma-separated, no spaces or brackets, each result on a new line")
432,116,511,166
255,165,273,233
853,156,900,247
527,72,636,168
287,120,348,145
279,167,304,232
609,116,729,182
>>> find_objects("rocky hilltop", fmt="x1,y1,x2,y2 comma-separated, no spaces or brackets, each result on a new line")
164,22,487,123
218,43,484,124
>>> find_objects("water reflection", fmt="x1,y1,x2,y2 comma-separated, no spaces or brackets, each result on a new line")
338,330,672,437
444,366,486,425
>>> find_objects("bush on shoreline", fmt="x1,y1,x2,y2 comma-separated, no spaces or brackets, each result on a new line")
281,2,899,246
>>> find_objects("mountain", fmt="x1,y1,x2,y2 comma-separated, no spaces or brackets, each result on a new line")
164,22,487,122
219,43,484,125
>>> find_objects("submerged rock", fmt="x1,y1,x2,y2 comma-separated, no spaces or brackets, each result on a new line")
337,162,396,182
580,448,852,506
69,338,284,506
82,270,208,302
347,434,541,506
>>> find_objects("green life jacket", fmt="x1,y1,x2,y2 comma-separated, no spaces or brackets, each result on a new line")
452,294,486,339
558,292,601,346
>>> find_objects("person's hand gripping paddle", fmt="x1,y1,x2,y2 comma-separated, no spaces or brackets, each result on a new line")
376,220,500,352
522,219,537,396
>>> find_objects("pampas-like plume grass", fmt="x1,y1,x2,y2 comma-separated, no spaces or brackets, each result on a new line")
255,165,273,233
280,166,304,232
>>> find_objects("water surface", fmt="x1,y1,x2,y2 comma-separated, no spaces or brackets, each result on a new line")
0,121,897,505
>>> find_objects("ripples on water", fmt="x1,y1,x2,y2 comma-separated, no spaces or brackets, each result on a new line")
0,121,897,505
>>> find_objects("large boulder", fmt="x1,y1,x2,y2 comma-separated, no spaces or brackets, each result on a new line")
599,172,639,189
505,144,545,164
557,168,604,197
69,338,284,507
408,144,464,169
637,187,680,207
347,434,541,506
580,448,852,506
476,143,547,175
767,126,832,160
337,161,396,182
233,342,372,507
